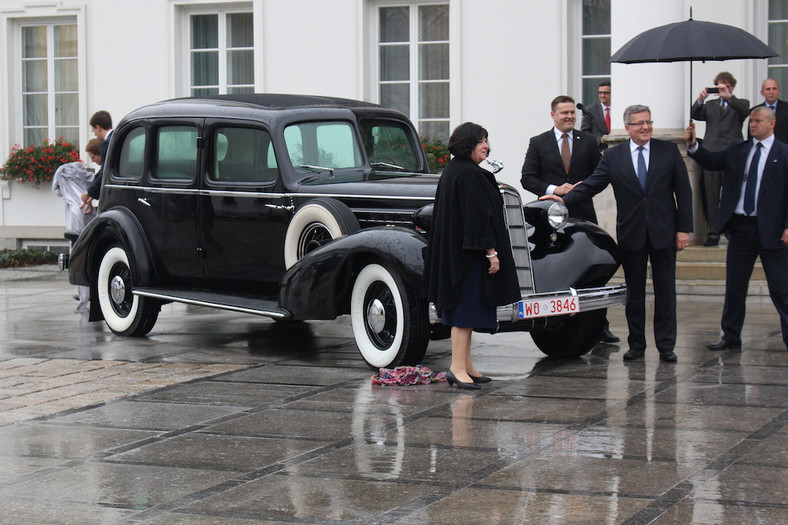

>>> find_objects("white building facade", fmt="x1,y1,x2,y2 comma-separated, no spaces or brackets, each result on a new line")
0,0,785,248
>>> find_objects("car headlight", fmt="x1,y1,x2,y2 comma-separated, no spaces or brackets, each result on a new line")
546,201,568,230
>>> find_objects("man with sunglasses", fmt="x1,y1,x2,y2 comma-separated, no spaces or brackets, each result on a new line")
542,105,693,363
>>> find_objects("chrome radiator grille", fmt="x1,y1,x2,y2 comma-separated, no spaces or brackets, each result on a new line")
500,187,535,297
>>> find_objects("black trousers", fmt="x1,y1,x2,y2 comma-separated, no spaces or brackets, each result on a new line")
621,241,677,353
721,216,788,349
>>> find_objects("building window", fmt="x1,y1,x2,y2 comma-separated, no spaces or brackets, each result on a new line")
580,0,611,107
377,3,450,142
189,11,254,95
768,0,788,87
19,22,79,147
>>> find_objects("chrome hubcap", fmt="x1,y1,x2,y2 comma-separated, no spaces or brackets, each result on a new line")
366,299,386,333
110,275,126,304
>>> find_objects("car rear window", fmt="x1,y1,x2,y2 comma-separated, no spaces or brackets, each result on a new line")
152,125,198,181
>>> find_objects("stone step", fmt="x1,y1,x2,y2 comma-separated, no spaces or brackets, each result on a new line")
610,245,769,296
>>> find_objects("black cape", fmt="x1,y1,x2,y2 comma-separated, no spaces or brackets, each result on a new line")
423,157,521,310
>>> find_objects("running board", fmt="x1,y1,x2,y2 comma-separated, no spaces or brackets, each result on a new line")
133,288,292,320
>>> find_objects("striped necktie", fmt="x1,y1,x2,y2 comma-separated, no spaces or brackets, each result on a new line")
561,133,571,173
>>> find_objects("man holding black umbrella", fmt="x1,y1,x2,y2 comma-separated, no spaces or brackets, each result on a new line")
685,108,788,352
691,72,750,247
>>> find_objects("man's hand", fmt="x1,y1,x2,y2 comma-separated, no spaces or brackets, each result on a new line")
698,88,709,103
553,182,578,196
80,192,94,214
676,232,690,251
781,228,788,246
684,122,696,148
718,83,732,101
539,194,564,203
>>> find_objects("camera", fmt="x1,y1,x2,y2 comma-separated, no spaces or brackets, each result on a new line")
707,87,720,94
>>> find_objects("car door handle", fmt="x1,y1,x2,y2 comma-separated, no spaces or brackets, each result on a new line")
265,203,295,211
137,197,151,207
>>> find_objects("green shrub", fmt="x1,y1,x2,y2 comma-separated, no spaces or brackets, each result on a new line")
0,249,59,268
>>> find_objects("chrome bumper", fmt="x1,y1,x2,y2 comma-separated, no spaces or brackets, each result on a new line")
428,284,628,324
58,252,69,271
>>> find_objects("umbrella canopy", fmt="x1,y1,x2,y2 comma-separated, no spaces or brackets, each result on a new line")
609,19,777,63
609,17,778,122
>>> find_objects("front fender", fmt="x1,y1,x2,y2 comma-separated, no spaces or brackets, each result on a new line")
68,207,157,288
530,219,621,292
279,226,427,320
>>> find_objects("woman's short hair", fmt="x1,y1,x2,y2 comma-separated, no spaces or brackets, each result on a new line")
448,122,488,159
85,138,102,156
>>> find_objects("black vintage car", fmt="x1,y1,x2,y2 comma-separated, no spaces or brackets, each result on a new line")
62,94,626,369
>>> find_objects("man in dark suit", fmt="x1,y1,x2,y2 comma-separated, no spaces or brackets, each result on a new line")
751,79,788,143
685,107,788,352
543,105,693,362
581,81,611,146
692,72,750,246
80,110,113,214
521,95,618,343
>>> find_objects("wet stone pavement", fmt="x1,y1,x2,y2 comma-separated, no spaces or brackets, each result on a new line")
0,266,786,524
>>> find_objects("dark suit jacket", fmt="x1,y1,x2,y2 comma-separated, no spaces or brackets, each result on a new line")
689,138,788,250
563,139,693,251
580,102,610,143
691,96,749,150
86,131,112,200
521,129,601,222
751,99,788,144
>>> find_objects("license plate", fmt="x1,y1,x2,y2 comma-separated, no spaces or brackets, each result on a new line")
518,295,579,319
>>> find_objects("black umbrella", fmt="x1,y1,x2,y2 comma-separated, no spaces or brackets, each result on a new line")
609,13,779,120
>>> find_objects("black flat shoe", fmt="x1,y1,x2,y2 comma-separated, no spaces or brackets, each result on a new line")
599,328,620,344
706,339,741,351
446,370,481,390
469,374,492,384
623,348,645,360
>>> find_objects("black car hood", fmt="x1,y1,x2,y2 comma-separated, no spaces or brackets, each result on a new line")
295,171,439,199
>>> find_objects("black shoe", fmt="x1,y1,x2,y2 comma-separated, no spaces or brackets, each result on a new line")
623,348,645,360
446,370,481,390
706,339,741,351
659,350,678,362
703,237,719,246
599,328,620,343
469,374,492,384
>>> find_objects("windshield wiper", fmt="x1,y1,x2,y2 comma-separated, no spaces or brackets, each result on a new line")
296,164,335,184
370,161,405,171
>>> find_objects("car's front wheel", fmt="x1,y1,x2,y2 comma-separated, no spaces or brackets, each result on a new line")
530,308,606,358
96,246,159,336
284,198,360,268
350,263,429,369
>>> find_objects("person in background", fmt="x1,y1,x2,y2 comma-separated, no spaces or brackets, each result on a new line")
423,122,520,390
542,105,693,363
80,110,113,214
691,72,750,246
685,108,788,352
581,81,612,146
52,138,102,311
751,78,788,143
521,94,619,343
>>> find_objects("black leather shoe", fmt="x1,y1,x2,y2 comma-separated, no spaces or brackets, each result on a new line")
446,370,481,390
706,339,741,351
599,328,620,343
623,348,645,360
469,374,492,384
659,350,678,362
703,236,719,246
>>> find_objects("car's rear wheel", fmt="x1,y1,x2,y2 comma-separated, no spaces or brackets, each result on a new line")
284,198,360,268
97,246,159,336
350,263,429,369
530,309,606,358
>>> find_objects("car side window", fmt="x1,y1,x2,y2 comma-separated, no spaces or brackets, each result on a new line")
284,121,362,169
116,127,146,180
152,125,198,180
211,126,279,184
361,121,420,171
